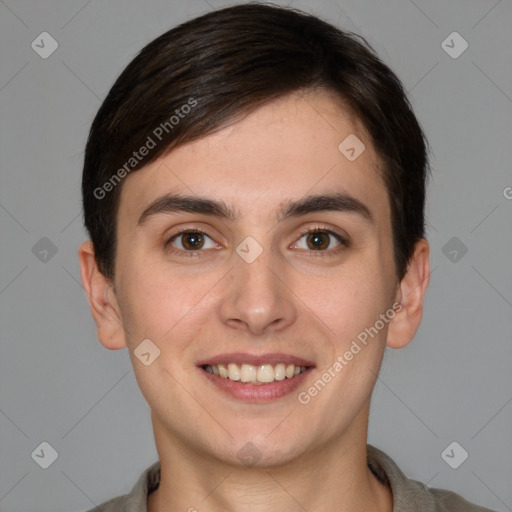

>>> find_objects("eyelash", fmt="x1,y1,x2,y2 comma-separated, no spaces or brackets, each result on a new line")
293,227,349,256
165,226,349,258
165,228,217,258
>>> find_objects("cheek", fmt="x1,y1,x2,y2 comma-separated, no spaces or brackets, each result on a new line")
117,265,212,404
301,260,391,343
116,259,219,350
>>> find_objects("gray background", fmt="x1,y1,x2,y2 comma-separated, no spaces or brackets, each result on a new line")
0,0,511,511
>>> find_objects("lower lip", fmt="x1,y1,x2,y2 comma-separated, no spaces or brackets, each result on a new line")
200,367,314,403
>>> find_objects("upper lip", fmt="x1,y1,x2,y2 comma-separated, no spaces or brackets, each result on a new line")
196,352,315,368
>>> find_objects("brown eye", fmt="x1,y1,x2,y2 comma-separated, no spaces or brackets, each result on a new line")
293,229,344,251
305,231,331,250
181,232,204,250
167,230,217,251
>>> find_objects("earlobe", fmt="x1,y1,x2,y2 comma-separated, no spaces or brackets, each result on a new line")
78,241,127,350
386,239,430,349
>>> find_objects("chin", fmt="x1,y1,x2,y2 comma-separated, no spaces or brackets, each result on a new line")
210,429,312,469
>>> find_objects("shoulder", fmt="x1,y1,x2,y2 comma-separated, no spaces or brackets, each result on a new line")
85,494,128,512
427,486,497,512
84,461,161,512
367,445,497,512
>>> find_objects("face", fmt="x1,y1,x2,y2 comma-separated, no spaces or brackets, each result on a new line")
96,91,406,466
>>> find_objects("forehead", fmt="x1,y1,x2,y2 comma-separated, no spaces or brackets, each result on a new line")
117,90,389,227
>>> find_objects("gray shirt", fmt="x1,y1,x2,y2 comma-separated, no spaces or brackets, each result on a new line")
87,445,496,511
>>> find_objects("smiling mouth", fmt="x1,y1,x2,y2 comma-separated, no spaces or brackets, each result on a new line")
201,363,309,385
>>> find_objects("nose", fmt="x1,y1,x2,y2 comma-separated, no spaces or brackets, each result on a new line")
218,249,297,336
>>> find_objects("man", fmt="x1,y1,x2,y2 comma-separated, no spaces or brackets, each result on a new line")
78,4,496,511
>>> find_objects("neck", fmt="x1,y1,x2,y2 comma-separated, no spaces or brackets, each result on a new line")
147,412,392,512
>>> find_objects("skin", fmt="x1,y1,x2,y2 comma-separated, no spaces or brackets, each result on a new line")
79,90,430,512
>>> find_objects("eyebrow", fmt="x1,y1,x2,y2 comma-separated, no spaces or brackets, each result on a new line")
137,192,374,226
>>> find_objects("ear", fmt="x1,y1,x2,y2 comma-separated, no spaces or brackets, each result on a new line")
78,241,127,350
386,239,430,349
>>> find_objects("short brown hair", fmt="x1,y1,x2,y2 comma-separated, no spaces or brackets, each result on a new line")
82,3,429,281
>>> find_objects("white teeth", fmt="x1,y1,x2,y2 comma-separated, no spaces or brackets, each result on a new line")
218,364,228,378
274,363,286,381
204,362,307,384
228,363,240,381
257,364,275,383
240,364,257,383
